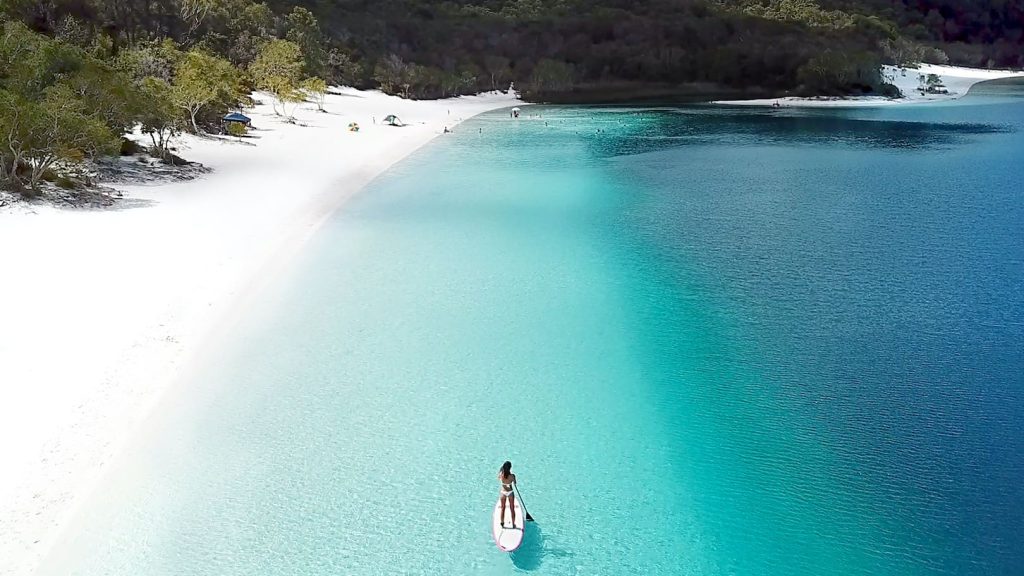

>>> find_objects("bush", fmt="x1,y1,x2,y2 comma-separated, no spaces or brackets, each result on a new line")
878,83,902,98
120,138,144,156
56,176,77,189
226,122,247,137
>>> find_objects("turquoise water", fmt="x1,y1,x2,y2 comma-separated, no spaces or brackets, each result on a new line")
43,84,1024,575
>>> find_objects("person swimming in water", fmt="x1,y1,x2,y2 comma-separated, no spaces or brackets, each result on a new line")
498,461,517,528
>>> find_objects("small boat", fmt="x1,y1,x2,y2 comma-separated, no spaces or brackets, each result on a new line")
491,496,525,552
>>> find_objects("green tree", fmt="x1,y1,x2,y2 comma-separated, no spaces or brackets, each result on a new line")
117,39,182,84
138,77,182,159
372,54,410,95
250,39,305,117
327,48,362,86
54,15,91,47
483,55,510,91
0,90,25,188
221,1,275,66
530,59,574,93
302,76,327,112
741,0,855,30
918,73,946,94
797,50,882,94
440,70,462,98
181,0,217,38
173,49,240,133
0,21,134,194
285,7,326,77
0,88,118,193
458,64,481,94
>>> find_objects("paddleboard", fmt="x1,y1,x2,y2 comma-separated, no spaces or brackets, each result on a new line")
491,495,525,552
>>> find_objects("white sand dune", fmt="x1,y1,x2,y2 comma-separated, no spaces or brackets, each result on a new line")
0,87,519,576
714,63,1024,107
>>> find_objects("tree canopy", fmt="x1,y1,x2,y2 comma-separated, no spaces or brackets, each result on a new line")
3,0,1021,105
1,21,121,193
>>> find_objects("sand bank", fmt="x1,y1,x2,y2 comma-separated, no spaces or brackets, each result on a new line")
0,87,518,576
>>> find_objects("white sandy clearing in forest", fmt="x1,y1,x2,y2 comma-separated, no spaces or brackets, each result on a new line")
714,63,1024,107
0,87,519,576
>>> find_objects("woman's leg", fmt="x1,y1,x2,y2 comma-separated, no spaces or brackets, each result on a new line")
499,494,508,527
509,493,517,526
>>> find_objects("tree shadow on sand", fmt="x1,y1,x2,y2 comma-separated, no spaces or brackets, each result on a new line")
327,89,366,98
509,523,574,571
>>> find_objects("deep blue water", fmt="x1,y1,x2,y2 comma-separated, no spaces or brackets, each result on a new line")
41,82,1024,575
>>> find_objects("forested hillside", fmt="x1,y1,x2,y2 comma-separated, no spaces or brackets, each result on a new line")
2,0,1022,196
3,0,1022,102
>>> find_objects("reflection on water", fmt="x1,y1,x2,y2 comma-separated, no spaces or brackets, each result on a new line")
504,81,1024,159
594,112,1010,156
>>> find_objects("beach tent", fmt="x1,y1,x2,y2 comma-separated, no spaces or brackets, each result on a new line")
222,112,251,127
383,114,403,126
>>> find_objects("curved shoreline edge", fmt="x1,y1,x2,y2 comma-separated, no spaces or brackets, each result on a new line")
712,64,1024,108
0,88,520,576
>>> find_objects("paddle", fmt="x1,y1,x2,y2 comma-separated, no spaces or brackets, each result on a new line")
514,484,535,522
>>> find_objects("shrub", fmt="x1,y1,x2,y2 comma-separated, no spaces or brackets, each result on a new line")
878,83,902,98
226,122,247,137
120,138,144,156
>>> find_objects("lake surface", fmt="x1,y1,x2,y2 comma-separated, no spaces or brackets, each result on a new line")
43,84,1024,575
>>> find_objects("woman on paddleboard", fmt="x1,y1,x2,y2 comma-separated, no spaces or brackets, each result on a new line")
498,461,517,528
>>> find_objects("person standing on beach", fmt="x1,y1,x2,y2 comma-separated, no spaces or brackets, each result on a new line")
498,461,517,528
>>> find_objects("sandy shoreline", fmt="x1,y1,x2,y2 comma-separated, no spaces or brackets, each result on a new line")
713,64,1024,107
0,87,518,576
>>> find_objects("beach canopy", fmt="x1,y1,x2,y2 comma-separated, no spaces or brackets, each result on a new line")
348,122,360,132
383,114,403,126
511,107,521,112
223,112,251,125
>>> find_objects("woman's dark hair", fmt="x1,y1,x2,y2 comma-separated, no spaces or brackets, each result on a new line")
500,461,512,477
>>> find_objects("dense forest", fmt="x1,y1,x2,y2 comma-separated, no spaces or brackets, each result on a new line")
2,0,1022,195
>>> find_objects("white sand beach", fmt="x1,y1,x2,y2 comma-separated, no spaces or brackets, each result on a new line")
0,87,518,576
714,63,1024,107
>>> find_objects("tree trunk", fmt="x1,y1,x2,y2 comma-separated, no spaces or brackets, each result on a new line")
190,108,200,134
29,157,55,191
6,150,27,193
11,176,31,197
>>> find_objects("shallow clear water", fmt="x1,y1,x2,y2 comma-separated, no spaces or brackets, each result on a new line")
44,84,1024,575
